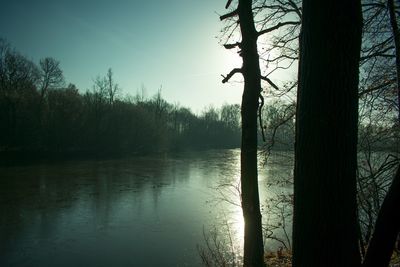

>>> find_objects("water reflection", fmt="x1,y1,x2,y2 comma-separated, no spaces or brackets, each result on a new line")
0,149,293,266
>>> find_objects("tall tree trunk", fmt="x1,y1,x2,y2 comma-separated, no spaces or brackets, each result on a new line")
362,165,400,267
238,0,265,266
292,0,363,266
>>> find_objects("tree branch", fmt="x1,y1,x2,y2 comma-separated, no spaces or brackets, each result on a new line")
257,21,300,36
287,0,302,19
224,42,241,50
358,78,396,97
261,76,279,90
221,68,242,83
220,9,238,21
225,0,233,9
259,93,266,142
360,45,395,61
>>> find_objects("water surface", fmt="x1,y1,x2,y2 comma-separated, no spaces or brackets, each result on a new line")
0,149,293,266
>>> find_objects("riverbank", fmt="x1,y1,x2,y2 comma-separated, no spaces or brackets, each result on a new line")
0,145,241,166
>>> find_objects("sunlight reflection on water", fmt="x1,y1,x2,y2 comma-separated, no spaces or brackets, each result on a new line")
0,149,294,266
210,149,294,259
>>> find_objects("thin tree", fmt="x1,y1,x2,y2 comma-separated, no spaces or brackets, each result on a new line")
93,68,119,105
221,0,269,266
106,68,118,105
38,57,64,140
292,0,363,266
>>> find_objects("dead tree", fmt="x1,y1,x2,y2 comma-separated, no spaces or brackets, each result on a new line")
221,0,267,266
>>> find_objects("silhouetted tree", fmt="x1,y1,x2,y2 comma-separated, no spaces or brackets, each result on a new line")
38,57,64,102
292,0,363,266
261,100,295,156
221,0,266,265
221,103,241,130
105,68,118,105
0,39,39,149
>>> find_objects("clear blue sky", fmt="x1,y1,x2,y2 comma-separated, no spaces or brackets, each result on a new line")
0,0,243,112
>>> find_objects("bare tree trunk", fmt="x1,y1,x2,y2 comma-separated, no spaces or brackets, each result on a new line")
292,0,363,266
362,165,400,267
237,0,265,266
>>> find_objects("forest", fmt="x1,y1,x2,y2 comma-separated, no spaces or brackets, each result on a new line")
0,40,243,160
1,37,396,163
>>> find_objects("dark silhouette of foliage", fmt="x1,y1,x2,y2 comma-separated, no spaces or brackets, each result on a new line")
0,39,241,161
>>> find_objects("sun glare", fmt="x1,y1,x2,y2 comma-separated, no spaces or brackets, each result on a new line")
225,50,243,69
230,205,245,250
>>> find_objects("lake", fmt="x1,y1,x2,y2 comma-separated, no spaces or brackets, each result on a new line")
0,149,293,267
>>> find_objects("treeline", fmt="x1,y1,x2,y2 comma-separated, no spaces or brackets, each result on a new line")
260,100,399,153
0,39,240,158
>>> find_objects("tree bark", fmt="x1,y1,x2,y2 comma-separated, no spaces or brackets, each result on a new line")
292,0,363,266
237,0,265,266
363,165,400,267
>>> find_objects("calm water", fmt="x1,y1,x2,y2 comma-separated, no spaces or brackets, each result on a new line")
0,149,293,267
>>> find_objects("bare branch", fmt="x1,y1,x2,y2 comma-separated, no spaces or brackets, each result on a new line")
261,76,279,90
220,9,238,21
359,78,396,97
287,0,302,19
362,3,386,9
264,54,298,63
225,0,233,9
222,68,242,83
361,53,395,61
360,45,395,61
253,2,302,19
257,21,300,36
223,42,241,50
259,93,266,142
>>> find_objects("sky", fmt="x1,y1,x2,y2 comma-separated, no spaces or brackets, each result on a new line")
0,0,244,113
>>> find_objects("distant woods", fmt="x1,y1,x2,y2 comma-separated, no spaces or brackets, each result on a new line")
0,39,241,158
